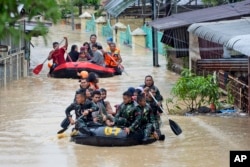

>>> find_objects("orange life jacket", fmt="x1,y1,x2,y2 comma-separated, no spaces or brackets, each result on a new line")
89,82,99,90
104,48,120,67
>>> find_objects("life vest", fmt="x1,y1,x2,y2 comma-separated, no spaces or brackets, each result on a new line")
89,82,99,90
104,48,120,67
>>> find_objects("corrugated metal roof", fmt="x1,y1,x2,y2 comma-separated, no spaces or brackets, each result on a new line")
149,0,250,30
188,18,250,56
104,0,137,18
188,18,250,45
226,34,250,55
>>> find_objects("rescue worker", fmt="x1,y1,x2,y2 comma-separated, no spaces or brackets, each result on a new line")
104,42,123,75
87,72,99,90
140,75,163,103
136,94,159,141
48,37,68,77
59,92,98,135
76,93,99,135
146,87,163,129
114,91,140,134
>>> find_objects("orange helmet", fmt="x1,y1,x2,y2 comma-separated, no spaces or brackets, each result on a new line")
48,62,52,68
80,70,88,78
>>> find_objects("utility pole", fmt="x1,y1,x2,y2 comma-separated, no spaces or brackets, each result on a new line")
151,0,159,67
71,0,74,30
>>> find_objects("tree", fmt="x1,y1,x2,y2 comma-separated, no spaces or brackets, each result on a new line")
0,0,61,42
202,0,243,6
73,0,100,15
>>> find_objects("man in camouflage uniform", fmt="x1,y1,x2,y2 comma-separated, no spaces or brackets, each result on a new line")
114,91,140,134
146,87,163,131
136,94,159,141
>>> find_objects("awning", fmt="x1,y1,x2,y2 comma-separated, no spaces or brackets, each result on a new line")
188,18,250,45
227,35,250,56
188,18,250,56
148,0,250,30
104,0,137,18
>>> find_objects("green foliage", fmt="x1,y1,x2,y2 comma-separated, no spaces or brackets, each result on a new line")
226,81,235,105
73,0,100,6
166,98,182,115
171,69,220,112
202,0,226,6
0,0,60,42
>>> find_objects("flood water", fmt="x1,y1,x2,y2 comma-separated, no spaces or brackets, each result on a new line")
0,24,249,167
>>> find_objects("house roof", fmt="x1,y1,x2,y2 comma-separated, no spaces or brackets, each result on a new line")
188,18,250,45
148,0,250,30
104,0,137,18
188,18,250,56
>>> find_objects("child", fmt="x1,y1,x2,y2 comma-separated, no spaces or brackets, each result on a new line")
77,51,88,62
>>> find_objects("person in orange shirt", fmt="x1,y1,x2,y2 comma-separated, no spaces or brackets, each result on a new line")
104,42,122,75
105,37,120,53
87,72,99,90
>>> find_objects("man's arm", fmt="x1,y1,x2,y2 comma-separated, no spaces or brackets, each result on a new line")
128,108,141,132
117,54,122,64
48,50,54,60
89,101,99,112
63,37,68,50
65,103,76,117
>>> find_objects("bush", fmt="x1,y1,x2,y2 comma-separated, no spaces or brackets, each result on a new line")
171,69,219,112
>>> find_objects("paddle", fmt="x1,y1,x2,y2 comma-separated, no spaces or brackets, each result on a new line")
149,91,182,136
33,39,64,75
32,58,48,75
105,54,128,75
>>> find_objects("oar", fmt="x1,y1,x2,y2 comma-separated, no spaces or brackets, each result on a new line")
149,91,182,136
105,54,128,75
32,39,64,75
32,58,48,75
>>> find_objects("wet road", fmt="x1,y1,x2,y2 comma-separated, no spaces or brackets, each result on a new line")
0,24,249,167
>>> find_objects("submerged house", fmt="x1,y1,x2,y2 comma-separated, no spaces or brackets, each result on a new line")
148,0,250,113
148,0,250,68
0,6,52,87
187,18,250,114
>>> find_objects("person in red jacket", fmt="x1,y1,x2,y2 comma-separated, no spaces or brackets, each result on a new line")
47,37,68,77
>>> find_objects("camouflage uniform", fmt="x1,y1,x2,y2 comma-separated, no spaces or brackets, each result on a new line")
76,100,99,129
114,101,141,132
138,104,158,138
140,84,163,102
146,99,163,129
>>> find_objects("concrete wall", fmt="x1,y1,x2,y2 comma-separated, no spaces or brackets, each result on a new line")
166,49,189,74
189,33,201,71
132,35,146,49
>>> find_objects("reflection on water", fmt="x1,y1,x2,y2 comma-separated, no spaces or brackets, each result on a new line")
0,24,249,167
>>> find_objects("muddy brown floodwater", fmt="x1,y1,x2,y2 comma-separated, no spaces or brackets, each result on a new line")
0,24,249,167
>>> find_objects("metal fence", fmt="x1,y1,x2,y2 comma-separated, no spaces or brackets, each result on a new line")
119,25,132,46
142,25,164,55
102,20,113,38
86,15,96,33
0,51,27,87
218,71,249,113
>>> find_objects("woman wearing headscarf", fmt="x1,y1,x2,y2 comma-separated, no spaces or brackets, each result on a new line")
66,45,79,62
